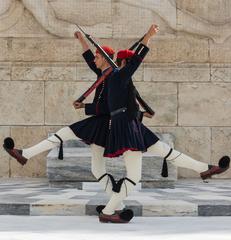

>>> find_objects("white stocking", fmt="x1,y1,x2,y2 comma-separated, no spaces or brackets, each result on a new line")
22,127,77,159
103,150,142,215
90,144,125,211
147,141,208,173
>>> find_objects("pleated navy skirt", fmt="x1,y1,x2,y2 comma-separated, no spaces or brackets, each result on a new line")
69,115,110,148
104,113,159,158
140,123,160,150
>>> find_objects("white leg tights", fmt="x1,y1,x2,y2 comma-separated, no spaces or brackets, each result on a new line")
90,144,125,211
90,144,112,195
147,141,208,173
22,127,77,159
103,150,142,215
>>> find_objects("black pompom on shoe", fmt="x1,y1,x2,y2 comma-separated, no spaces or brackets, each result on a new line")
96,205,105,214
200,156,230,180
3,137,15,150
119,209,134,222
219,156,230,169
3,137,27,166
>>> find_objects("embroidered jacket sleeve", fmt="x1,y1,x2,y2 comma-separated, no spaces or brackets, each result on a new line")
117,43,149,87
82,49,101,76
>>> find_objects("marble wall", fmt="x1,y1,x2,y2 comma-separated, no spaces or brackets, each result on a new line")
0,0,231,178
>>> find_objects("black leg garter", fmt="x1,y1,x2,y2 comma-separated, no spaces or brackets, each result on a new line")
98,174,136,196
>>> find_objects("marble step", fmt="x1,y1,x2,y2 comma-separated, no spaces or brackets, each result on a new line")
47,134,176,188
47,149,177,189
1,179,230,217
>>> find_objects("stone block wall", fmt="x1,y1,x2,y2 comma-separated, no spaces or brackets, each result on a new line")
0,0,231,178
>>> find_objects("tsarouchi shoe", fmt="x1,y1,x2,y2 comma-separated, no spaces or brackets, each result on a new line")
96,205,128,214
200,156,230,180
99,209,134,223
3,137,28,166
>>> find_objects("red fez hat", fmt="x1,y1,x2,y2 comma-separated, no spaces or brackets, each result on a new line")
117,49,135,59
96,46,115,55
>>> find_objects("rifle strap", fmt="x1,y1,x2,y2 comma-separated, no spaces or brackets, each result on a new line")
81,67,113,100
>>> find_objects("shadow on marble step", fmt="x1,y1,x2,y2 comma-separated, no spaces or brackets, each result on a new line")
47,133,177,189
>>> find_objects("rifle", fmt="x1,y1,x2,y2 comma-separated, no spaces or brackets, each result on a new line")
75,24,117,69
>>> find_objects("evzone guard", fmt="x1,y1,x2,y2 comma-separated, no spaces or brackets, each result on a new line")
2,28,150,221
3,24,230,224
82,24,229,223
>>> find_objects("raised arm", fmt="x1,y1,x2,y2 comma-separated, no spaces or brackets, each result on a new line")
118,24,159,84
74,31,101,76
141,24,159,47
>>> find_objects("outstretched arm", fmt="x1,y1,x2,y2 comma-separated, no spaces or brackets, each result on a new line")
118,24,159,84
141,24,159,47
74,31,101,76
74,31,89,52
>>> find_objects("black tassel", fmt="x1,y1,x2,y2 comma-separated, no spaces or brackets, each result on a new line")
161,158,168,177
161,148,173,178
54,134,63,160
113,178,125,193
107,174,117,191
58,141,63,160
98,173,118,192
112,177,136,193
